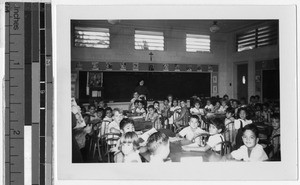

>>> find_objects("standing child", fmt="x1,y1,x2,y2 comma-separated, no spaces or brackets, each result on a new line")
225,124,268,161
145,105,160,129
182,118,225,154
233,108,253,149
147,131,170,163
177,115,207,141
174,100,190,130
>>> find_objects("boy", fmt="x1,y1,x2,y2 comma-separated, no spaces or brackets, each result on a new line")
225,124,268,161
174,100,190,130
182,118,225,153
177,115,207,141
147,131,170,163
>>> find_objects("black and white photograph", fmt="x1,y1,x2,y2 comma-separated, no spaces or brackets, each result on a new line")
71,19,281,164
54,3,298,182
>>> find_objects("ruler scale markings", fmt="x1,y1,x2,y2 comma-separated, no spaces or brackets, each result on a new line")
31,2,40,185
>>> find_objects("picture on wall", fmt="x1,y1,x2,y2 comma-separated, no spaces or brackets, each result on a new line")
120,62,127,71
163,63,169,71
133,62,139,71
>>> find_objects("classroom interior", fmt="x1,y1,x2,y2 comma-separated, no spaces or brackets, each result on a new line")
70,20,280,163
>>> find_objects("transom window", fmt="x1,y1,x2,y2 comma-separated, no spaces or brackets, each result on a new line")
74,27,110,48
134,30,164,51
236,23,278,52
186,34,211,53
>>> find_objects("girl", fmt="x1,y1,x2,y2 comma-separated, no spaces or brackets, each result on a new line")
204,99,214,113
190,100,204,128
168,99,181,125
145,105,160,129
233,108,253,149
213,101,221,113
114,132,142,163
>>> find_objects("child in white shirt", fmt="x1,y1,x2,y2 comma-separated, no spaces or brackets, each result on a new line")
135,101,146,117
225,124,268,161
217,99,228,114
182,117,225,153
147,131,170,163
168,99,181,125
178,115,207,141
145,105,160,129
233,108,253,148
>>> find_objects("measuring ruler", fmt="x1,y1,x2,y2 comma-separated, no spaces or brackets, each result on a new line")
5,2,52,185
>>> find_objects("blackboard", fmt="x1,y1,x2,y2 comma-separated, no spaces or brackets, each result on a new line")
79,71,211,102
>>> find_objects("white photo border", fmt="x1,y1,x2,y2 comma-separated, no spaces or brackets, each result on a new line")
54,4,298,181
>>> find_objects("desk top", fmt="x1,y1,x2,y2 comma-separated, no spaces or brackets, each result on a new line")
140,139,223,162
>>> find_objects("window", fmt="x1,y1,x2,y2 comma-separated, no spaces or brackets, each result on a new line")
74,27,110,48
186,34,211,52
135,30,164,51
236,23,278,52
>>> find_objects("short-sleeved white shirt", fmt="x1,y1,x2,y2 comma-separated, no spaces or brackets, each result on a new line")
234,119,253,130
136,107,146,114
179,127,206,141
206,134,224,152
204,104,214,112
124,151,142,163
190,107,204,115
231,144,268,161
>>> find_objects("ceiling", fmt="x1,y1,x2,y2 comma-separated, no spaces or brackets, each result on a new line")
73,20,277,34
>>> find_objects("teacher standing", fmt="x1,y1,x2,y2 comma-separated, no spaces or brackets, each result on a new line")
134,79,150,100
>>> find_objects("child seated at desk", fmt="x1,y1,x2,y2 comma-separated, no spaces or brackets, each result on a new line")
114,132,142,163
168,99,181,125
269,113,280,159
224,124,268,162
147,131,170,163
190,100,204,117
145,105,160,129
173,100,189,130
182,118,225,154
135,100,146,117
217,99,228,114
103,107,113,122
177,115,207,141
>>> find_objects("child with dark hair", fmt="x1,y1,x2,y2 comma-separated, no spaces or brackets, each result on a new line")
233,107,253,149
225,124,268,161
145,105,160,129
177,115,207,141
147,131,170,163
269,113,280,159
182,118,225,153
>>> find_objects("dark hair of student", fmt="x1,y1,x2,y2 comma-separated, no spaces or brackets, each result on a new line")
88,104,96,109
104,107,113,114
153,101,159,105
147,105,155,110
226,107,235,115
119,118,135,131
209,117,225,133
270,113,280,120
147,131,169,154
237,107,247,116
242,124,259,138
189,115,199,122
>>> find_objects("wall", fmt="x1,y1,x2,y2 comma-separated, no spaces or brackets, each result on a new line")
71,22,228,99
224,31,279,100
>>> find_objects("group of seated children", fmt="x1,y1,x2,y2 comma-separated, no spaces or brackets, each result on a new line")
73,93,280,163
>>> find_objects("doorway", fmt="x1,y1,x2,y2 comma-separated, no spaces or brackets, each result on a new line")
237,63,248,102
262,70,279,101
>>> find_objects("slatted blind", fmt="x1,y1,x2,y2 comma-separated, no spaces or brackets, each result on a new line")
186,34,211,52
236,23,278,52
135,30,164,51
74,27,110,48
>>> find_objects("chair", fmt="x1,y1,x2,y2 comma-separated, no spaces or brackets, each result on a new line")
223,121,235,142
103,133,121,163
193,133,210,146
218,141,232,156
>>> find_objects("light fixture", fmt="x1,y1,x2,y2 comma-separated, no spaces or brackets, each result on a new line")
209,21,220,33
107,20,120,24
